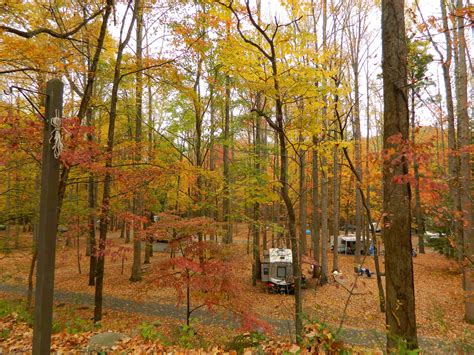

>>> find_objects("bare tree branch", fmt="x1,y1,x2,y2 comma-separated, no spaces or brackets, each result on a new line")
0,7,104,39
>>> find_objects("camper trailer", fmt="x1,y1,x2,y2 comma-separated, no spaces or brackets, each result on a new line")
330,234,366,254
261,248,294,293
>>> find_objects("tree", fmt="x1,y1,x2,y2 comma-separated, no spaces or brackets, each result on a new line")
452,0,473,323
331,144,340,272
407,38,433,254
95,1,138,323
152,214,268,331
130,0,144,281
346,0,371,262
216,0,304,340
413,0,473,320
381,0,418,349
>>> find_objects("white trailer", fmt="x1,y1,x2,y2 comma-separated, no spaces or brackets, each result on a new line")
261,248,294,293
331,235,359,254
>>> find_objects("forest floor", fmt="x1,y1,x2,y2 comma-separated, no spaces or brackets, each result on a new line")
0,225,473,353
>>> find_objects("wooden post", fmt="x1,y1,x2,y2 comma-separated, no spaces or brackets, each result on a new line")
32,79,63,354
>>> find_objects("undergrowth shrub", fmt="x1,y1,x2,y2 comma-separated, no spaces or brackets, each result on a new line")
169,319,207,349
65,316,98,334
139,321,167,343
0,299,33,325
225,331,266,354
427,237,458,259
302,318,347,354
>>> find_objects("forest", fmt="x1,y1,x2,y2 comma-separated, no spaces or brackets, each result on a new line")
0,0,472,353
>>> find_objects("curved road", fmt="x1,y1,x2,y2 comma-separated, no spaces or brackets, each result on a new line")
0,283,465,353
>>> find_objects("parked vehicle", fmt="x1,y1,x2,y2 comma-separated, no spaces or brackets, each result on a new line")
330,234,366,254
371,222,382,233
425,231,442,239
261,248,295,294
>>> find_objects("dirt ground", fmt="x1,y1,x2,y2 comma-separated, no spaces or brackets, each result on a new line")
0,224,472,345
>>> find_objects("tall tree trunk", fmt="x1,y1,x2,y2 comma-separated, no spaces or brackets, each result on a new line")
208,82,216,241
318,0,329,286
85,106,97,286
439,0,459,238
310,0,320,269
332,146,340,272
270,52,302,343
453,0,473,323
273,144,280,248
311,145,320,277
276,118,302,340
193,56,205,250
132,0,145,278
14,170,19,249
223,75,232,243
86,111,95,259
262,123,269,250
353,61,363,262
320,158,329,285
365,55,371,248
451,2,465,252
410,89,425,253
252,200,261,286
382,0,418,349
437,83,447,175
346,4,366,262
299,135,307,256
94,2,137,322
252,96,262,286
227,0,302,338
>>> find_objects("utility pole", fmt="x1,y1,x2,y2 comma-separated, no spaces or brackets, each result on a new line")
32,79,63,354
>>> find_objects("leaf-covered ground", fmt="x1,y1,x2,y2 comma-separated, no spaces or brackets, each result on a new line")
0,225,473,352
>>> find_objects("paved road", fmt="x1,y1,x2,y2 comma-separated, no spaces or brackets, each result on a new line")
0,283,466,353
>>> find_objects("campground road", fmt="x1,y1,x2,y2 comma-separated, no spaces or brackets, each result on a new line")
0,283,464,353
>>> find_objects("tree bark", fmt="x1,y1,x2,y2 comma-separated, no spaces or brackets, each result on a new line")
439,0,459,238
311,145,320,277
453,0,473,323
86,107,97,286
299,135,307,256
382,0,418,349
365,55,371,250
223,75,232,243
320,158,329,284
319,0,329,284
94,2,137,322
274,133,282,247
332,145,340,272
252,95,262,286
410,89,425,254
353,61,363,262
131,0,145,278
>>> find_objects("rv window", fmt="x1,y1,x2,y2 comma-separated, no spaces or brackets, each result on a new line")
263,267,269,275
277,266,287,278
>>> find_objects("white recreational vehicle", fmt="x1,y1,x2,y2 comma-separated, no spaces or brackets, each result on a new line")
261,248,295,293
330,234,362,254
